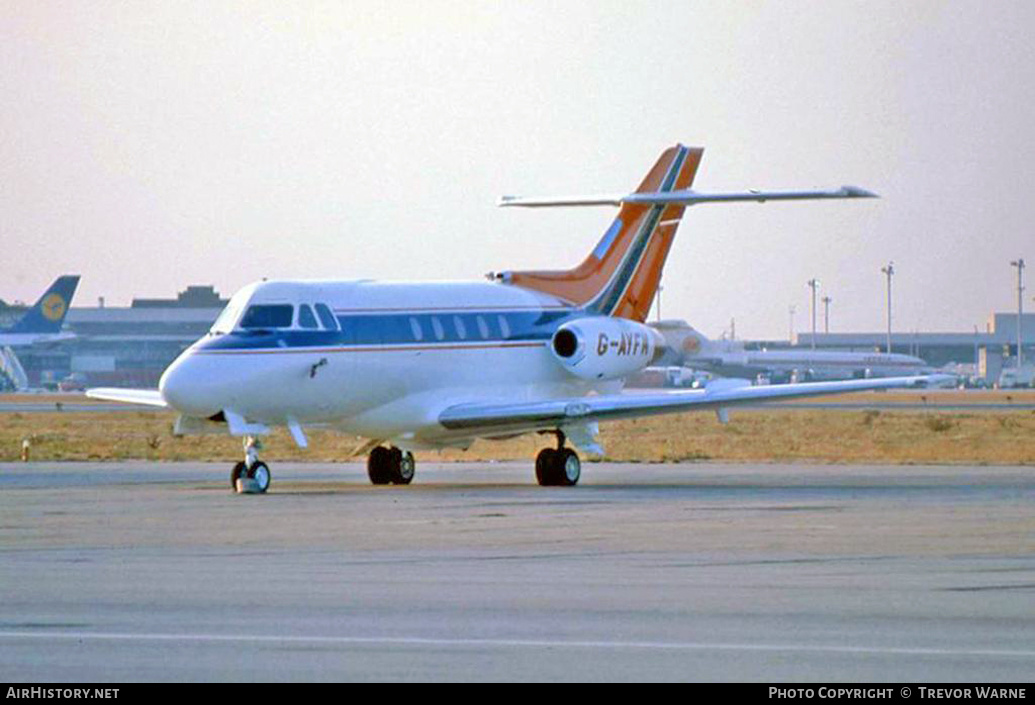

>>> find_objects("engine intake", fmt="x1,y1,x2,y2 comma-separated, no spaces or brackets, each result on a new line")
553,328,580,358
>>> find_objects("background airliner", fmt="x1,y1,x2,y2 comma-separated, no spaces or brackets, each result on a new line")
89,146,933,492
651,319,930,383
1,275,80,391
0,275,80,347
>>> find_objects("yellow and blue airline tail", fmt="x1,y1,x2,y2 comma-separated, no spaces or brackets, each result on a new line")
7,275,80,334
504,145,702,322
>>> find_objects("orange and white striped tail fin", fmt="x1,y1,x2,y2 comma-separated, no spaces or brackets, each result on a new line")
503,145,702,322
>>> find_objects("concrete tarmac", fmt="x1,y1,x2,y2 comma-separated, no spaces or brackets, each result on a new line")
0,461,1033,682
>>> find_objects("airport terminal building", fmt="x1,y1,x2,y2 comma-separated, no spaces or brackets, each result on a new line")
793,312,1035,381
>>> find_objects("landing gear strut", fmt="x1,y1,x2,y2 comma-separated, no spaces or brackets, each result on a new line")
535,430,580,486
367,446,415,485
230,436,271,493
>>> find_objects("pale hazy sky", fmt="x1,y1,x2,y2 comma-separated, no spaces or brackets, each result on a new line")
2,1,1033,339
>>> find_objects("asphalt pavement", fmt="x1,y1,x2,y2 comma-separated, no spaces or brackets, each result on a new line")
1,461,1032,682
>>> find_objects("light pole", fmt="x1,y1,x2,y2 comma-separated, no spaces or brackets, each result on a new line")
881,262,894,354
822,296,832,334
807,279,820,350
788,305,796,344
973,325,980,373
1010,259,1024,368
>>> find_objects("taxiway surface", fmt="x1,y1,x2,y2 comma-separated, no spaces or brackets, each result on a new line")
0,461,1032,682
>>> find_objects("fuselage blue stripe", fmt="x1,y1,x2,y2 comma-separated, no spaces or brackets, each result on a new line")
197,308,580,353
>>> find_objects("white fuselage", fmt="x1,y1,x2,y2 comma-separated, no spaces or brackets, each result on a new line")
159,279,615,445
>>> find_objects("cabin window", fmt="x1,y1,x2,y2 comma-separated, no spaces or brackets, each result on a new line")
409,317,424,341
431,316,445,341
497,314,511,339
240,304,294,329
314,303,338,330
476,315,490,339
298,304,319,329
453,315,467,340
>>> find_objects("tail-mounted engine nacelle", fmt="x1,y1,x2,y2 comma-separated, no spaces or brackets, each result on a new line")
550,317,664,380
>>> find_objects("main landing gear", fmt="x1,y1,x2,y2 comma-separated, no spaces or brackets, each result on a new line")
230,436,272,493
535,430,581,486
367,446,416,485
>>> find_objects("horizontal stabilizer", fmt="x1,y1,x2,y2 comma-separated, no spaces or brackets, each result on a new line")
86,388,168,408
499,186,876,208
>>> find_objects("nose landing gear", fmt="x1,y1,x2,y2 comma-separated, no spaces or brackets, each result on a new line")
230,436,271,493
367,446,416,485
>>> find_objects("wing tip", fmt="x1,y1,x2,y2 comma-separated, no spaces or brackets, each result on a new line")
841,185,880,198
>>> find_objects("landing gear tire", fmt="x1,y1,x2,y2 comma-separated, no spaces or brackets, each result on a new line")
247,461,271,493
535,448,558,485
556,448,581,486
368,446,394,485
394,449,415,485
231,461,247,489
535,447,580,486
368,446,416,485
230,436,270,493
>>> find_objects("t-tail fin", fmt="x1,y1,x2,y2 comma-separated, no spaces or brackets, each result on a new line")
650,319,713,357
501,145,702,322
9,275,80,334
498,144,877,323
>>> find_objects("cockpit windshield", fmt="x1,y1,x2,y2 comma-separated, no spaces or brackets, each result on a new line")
239,304,294,329
208,286,336,335
209,293,249,335
209,294,295,335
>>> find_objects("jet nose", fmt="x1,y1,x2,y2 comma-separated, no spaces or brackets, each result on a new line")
159,351,221,417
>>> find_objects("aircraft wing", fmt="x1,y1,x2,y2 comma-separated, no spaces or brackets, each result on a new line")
86,388,168,408
438,375,932,433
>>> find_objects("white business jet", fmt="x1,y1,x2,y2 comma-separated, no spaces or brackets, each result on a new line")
89,145,925,492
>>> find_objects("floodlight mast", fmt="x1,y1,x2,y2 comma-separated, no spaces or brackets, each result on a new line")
807,278,820,351
881,262,895,354
1010,258,1025,368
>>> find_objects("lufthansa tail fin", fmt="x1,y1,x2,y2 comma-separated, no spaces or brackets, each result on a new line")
9,275,80,334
